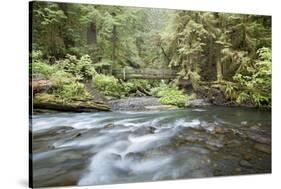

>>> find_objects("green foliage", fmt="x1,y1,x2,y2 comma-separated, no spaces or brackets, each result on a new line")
151,83,188,107
30,50,77,84
225,47,271,107
225,82,239,101
32,2,68,57
159,90,188,107
34,93,57,103
31,50,44,62
57,54,96,80
35,3,67,25
92,74,159,98
92,74,123,97
31,2,271,109
34,82,90,104
50,70,75,85
125,79,151,90
151,83,173,97
31,61,55,77
54,82,90,102
30,50,54,77
31,51,91,103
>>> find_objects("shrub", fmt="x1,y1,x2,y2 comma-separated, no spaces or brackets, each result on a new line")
53,82,90,103
226,47,272,108
34,81,90,104
31,50,44,62
57,54,96,80
152,83,188,107
31,62,56,77
50,70,75,85
159,90,188,107
92,74,123,97
122,79,154,95
30,50,54,77
92,75,156,98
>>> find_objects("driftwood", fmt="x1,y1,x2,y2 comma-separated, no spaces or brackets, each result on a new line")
137,86,151,96
33,101,110,112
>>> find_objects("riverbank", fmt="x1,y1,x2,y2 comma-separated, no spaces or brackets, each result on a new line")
33,95,269,114
33,96,214,113
109,97,213,111
31,70,270,113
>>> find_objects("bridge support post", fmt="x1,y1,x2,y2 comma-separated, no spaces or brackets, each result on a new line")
123,68,126,80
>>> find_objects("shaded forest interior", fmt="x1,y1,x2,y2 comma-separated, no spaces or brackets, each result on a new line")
30,1,272,110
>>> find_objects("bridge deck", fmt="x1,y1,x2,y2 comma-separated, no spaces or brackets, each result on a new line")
112,68,178,80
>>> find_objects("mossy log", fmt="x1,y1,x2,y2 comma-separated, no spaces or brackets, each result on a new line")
33,101,110,112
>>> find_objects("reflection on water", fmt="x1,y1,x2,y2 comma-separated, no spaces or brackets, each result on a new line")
32,106,271,187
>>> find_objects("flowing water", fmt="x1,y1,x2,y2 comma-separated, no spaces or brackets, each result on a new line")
31,106,271,187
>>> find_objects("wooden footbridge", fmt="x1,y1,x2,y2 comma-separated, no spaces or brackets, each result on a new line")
111,68,178,80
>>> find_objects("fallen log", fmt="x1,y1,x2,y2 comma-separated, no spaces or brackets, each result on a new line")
137,86,151,96
30,79,57,94
33,101,110,112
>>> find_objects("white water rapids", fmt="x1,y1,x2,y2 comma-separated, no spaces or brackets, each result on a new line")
32,107,271,186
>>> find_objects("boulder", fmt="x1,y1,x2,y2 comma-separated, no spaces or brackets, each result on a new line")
185,99,211,107
254,143,271,154
239,160,253,168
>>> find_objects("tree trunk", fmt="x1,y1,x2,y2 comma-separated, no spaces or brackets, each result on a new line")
216,56,223,81
160,45,170,64
87,22,97,45
111,24,117,75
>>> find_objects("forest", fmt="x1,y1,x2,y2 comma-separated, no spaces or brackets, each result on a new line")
30,2,272,187
30,1,272,111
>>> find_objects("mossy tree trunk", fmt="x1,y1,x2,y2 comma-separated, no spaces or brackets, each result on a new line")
216,55,223,81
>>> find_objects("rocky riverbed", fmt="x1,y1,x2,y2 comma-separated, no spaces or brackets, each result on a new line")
31,106,271,187
109,97,211,111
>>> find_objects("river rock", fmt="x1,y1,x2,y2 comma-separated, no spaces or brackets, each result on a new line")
109,97,162,111
235,167,242,172
148,126,157,133
211,127,228,134
34,126,75,138
104,123,114,128
206,140,223,149
32,106,272,186
246,131,271,144
239,160,253,168
241,121,248,126
144,105,178,111
243,154,252,161
225,139,242,148
125,152,145,161
185,99,211,107
254,143,271,154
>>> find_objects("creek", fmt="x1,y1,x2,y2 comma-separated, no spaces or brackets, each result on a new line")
31,105,271,187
